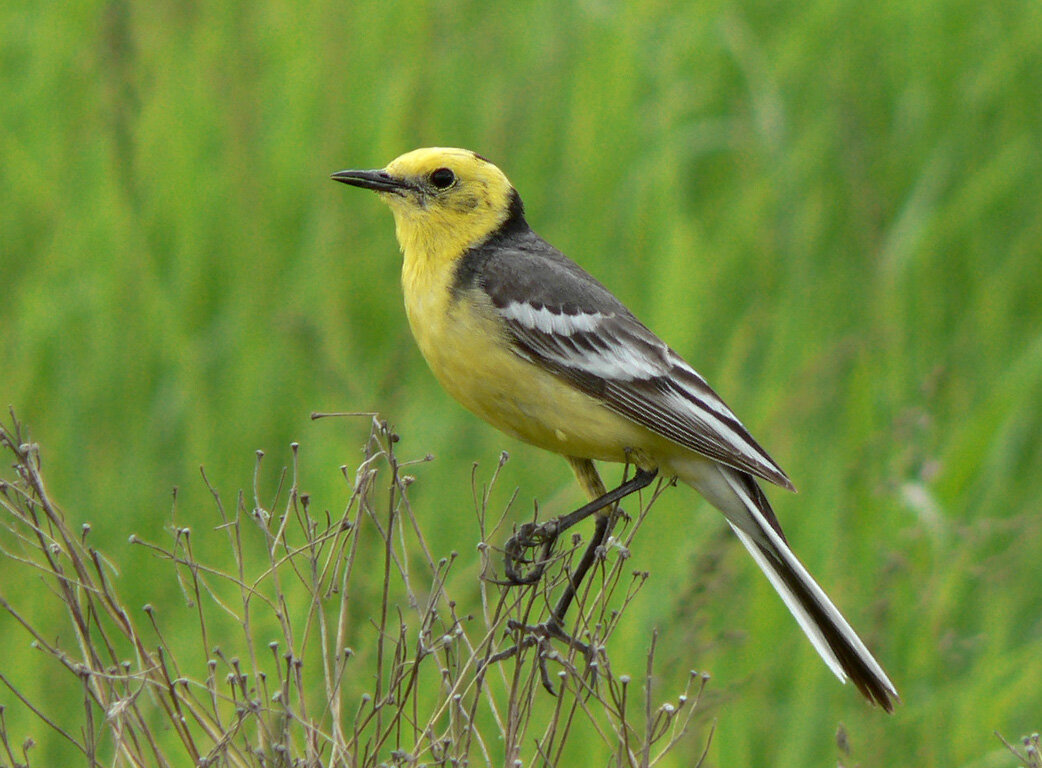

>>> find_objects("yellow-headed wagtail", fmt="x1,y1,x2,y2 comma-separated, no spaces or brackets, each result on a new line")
332,147,898,710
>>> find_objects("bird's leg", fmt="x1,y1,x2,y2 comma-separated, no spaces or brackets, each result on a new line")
546,508,613,629
489,460,657,694
502,463,657,585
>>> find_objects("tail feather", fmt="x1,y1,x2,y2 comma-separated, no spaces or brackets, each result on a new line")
674,458,899,711
729,524,898,711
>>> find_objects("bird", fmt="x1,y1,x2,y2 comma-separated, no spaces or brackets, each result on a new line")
331,147,899,711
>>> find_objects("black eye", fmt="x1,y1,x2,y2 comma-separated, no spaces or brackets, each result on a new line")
430,167,455,189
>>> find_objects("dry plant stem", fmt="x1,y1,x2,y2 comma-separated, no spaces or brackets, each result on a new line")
0,421,216,765
996,731,1042,768
0,410,706,766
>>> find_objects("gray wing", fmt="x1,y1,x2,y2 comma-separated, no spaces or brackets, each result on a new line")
460,228,794,491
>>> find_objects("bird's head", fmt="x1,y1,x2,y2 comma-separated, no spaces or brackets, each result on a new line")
332,148,522,260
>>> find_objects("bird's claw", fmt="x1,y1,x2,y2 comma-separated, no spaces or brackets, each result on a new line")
501,519,561,584
481,619,598,696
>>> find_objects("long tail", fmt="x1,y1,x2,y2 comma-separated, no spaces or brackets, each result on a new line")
673,458,899,711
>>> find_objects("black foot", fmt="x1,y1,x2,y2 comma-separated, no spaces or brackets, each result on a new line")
483,618,598,695
500,519,562,585
484,466,659,695
498,467,658,586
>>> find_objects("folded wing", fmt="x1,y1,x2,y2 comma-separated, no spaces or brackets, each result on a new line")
471,233,794,492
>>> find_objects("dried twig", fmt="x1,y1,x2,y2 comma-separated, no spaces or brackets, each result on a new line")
0,409,706,766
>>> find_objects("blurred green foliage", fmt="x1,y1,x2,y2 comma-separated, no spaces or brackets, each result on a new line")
2,0,1041,765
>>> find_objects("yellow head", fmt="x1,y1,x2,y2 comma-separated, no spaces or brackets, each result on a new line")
332,148,520,263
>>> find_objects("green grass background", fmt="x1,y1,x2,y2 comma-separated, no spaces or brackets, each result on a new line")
3,0,1042,764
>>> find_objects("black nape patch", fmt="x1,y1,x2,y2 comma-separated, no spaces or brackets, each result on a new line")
503,189,526,230
471,151,492,164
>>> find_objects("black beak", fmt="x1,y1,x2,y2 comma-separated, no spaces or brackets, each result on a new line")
330,168,413,194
